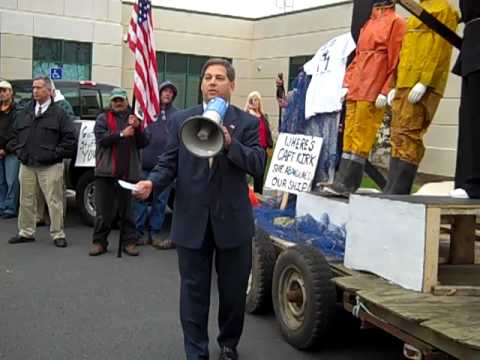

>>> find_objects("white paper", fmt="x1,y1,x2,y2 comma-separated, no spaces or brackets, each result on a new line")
118,180,138,192
75,120,96,167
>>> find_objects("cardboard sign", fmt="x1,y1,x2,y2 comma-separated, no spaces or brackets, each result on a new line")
264,133,323,195
75,121,96,167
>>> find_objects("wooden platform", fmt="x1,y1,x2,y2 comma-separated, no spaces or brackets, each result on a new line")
334,272,480,360
346,194,480,293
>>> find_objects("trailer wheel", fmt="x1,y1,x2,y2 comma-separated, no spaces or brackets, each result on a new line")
272,244,336,349
76,171,96,227
246,227,277,314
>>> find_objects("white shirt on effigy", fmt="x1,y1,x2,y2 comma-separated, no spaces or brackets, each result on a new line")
304,32,356,118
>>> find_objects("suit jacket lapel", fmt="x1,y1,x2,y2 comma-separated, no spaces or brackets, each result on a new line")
222,105,236,135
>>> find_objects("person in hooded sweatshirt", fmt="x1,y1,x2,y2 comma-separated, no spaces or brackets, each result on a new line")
134,81,179,249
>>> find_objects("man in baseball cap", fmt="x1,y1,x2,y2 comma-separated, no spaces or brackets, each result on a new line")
109,88,128,102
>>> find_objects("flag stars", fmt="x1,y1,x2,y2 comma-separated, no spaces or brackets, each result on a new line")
138,0,151,23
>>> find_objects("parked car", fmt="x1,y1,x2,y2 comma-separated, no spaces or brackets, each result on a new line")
10,79,116,226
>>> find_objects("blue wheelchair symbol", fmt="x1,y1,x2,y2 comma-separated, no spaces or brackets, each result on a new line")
50,67,63,80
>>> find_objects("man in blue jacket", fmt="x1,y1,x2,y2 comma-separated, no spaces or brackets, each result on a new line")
134,81,178,248
135,58,265,360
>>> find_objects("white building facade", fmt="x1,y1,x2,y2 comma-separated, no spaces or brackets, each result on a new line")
0,0,461,176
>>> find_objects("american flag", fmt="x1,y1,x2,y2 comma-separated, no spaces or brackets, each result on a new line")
127,0,160,126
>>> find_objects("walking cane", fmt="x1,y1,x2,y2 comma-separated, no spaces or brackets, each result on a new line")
117,238,122,258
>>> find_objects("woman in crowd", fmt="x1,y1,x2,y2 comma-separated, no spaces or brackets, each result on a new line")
245,91,273,194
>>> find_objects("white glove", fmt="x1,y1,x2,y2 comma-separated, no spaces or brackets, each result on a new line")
408,83,427,104
375,94,387,109
449,188,470,199
387,89,396,106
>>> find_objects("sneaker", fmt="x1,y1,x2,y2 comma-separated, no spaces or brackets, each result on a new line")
218,346,238,360
152,238,176,250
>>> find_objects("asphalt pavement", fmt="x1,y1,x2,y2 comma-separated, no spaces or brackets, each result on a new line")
0,204,405,360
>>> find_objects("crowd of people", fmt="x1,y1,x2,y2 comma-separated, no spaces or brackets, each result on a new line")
1,59,272,360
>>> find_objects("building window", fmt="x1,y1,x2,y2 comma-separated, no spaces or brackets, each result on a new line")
157,52,231,109
288,55,313,89
33,38,92,80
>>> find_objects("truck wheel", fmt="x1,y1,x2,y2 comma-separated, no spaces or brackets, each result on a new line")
246,227,277,314
272,244,336,349
76,171,96,227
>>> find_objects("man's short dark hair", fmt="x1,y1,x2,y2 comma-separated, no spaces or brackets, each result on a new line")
33,75,53,90
200,58,235,82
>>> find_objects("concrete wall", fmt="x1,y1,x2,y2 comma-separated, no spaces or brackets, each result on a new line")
0,0,123,85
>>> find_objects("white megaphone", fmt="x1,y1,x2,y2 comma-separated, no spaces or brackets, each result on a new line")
180,97,228,158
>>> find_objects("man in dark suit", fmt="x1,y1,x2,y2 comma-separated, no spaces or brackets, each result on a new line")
452,0,480,198
135,58,265,360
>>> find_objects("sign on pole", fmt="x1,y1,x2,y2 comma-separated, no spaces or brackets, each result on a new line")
264,133,323,195
49,67,63,80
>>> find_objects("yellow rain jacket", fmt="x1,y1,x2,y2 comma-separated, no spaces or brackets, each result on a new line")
396,0,459,96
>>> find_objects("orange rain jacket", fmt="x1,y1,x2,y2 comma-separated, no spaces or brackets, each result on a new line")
344,6,406,102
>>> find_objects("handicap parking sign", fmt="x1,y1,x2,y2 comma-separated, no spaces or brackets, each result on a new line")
50,67,63,80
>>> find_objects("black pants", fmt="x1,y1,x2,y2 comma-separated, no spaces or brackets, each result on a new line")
455,70,480,198
176,219,252,360
253,153,267,194
92,177,136,247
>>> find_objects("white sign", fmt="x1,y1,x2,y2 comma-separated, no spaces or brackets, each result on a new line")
264,133,323,195
75,121,96,167
345,195,426,291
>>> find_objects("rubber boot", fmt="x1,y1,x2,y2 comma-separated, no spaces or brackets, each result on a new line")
383,157,418,195
342,159,365,194
333,158,350,186
326,158,365,195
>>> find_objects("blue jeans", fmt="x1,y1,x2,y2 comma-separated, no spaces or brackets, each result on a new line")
304,112,340,188
0,154,20,216
134,170,171,235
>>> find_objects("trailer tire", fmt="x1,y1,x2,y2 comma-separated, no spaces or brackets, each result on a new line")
272,244,336,349
246,227,277,314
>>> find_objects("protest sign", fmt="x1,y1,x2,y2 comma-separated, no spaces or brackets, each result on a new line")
75,121,96,167
264,133,322,195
